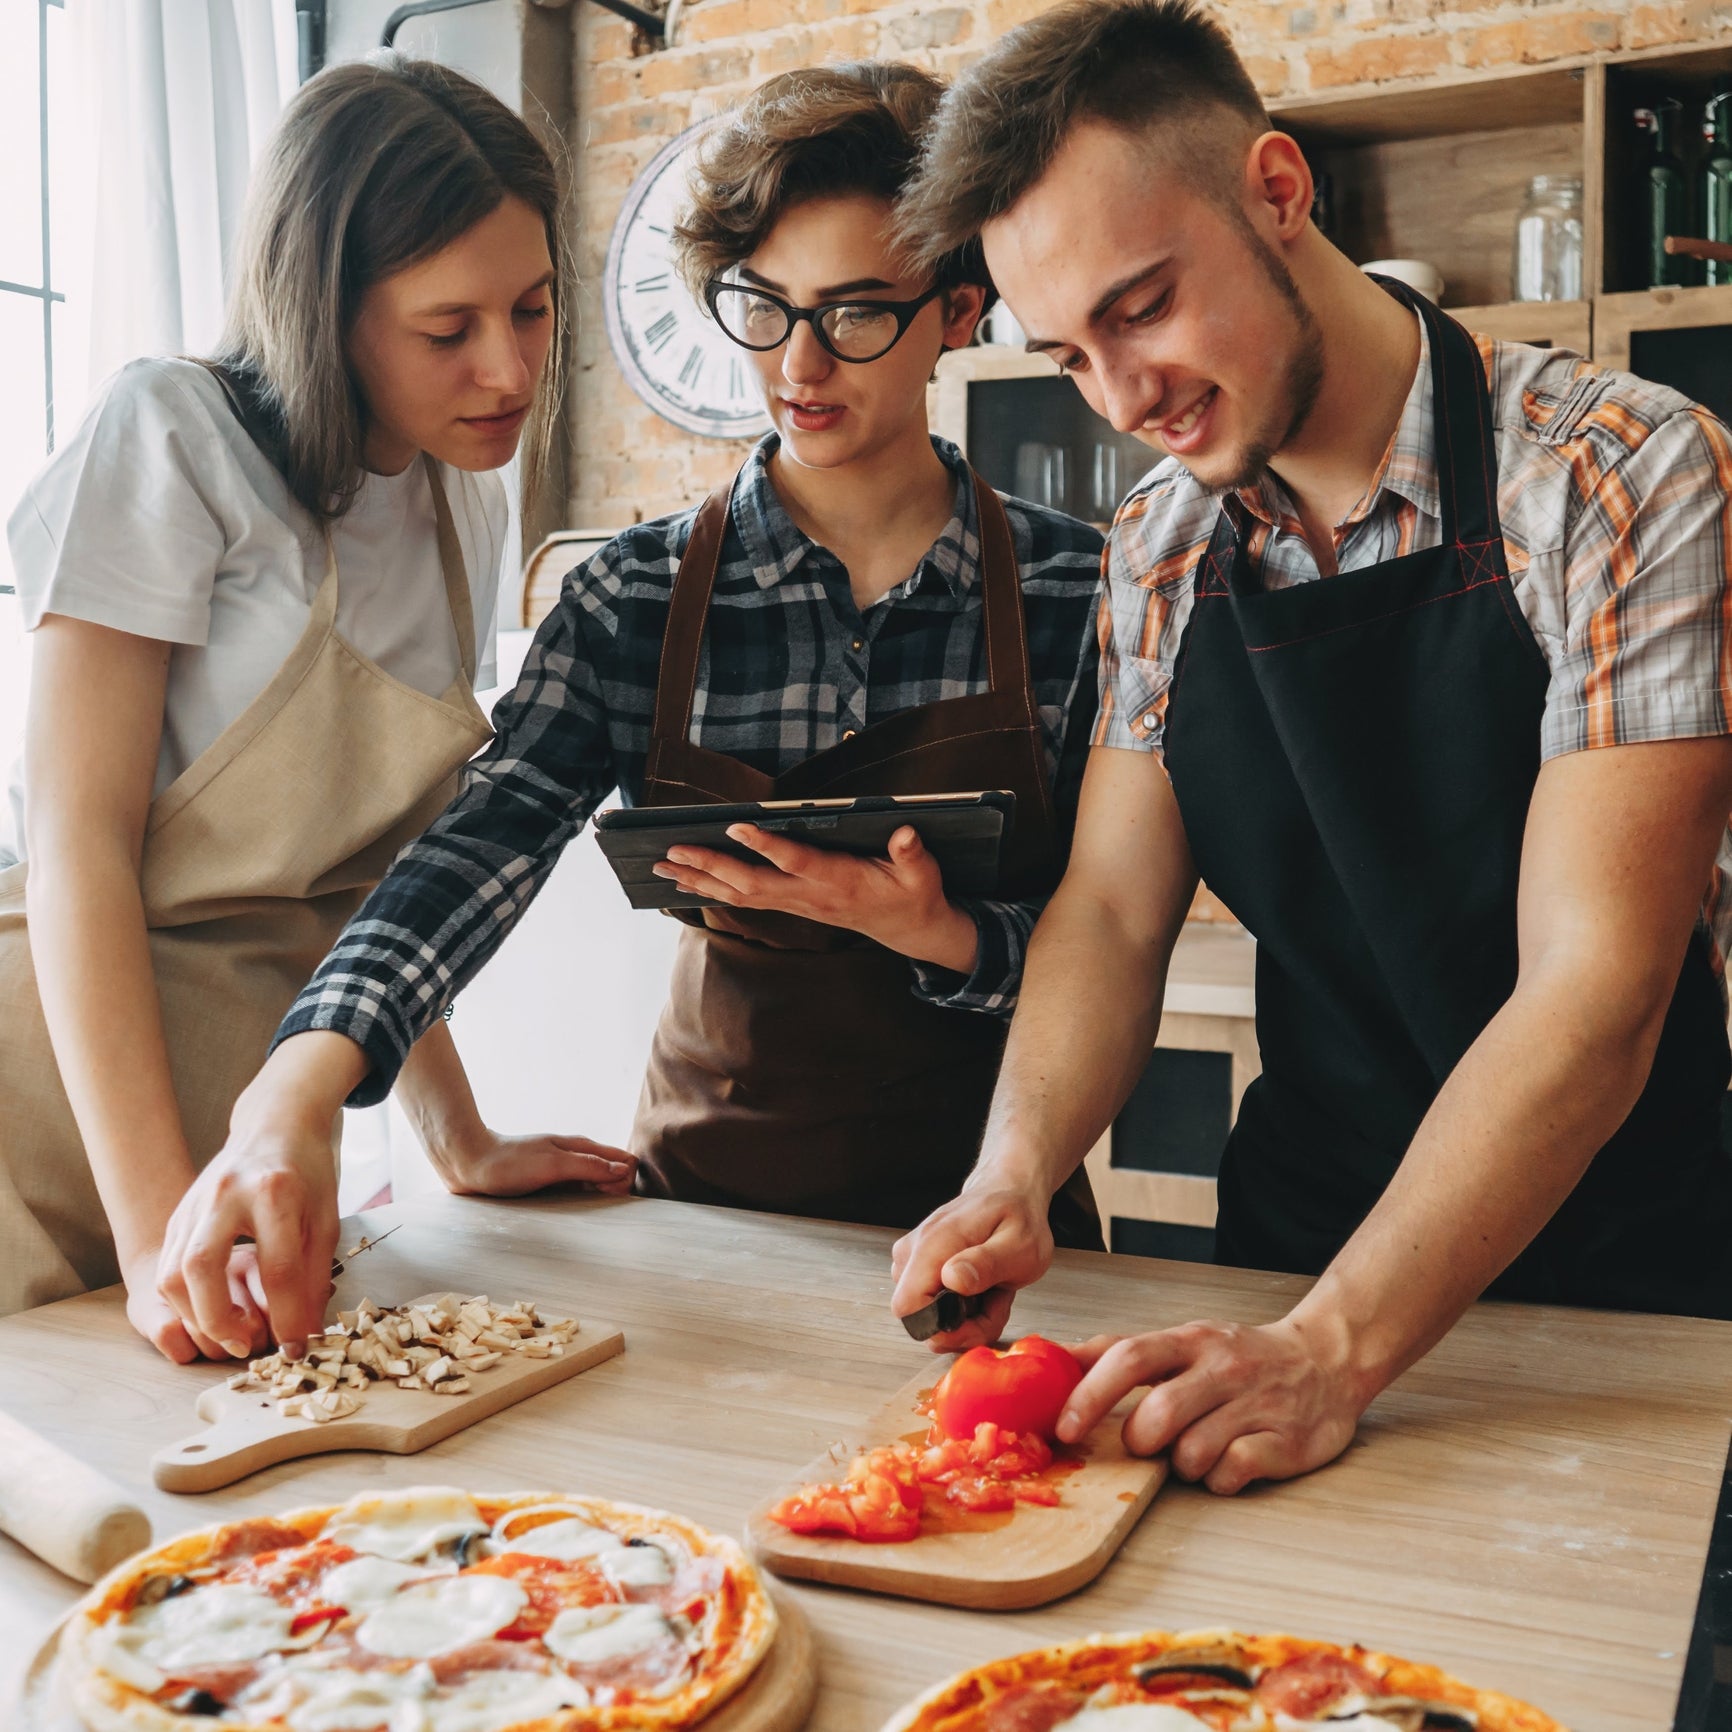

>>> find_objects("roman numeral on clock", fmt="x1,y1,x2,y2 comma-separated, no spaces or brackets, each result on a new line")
643,311,679,352
634,274,670,294
678,346,705,388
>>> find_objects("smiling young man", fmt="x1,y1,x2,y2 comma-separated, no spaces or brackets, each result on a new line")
152,61,1109,1357
889,0,1732,1494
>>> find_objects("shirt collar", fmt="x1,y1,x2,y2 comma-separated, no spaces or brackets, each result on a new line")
728,432,979,599
1231,308,1439,534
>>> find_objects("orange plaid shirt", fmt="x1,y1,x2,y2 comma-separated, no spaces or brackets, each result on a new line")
1096,319,1732,984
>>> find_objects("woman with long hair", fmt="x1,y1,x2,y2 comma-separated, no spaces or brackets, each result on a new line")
0,55,632,1356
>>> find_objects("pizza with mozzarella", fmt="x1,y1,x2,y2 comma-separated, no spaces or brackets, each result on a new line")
880,1629,1566,1732
60,1486,777,1732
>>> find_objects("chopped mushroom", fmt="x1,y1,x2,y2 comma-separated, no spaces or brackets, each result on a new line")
223,1294,580,1422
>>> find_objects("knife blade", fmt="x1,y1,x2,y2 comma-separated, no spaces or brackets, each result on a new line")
900,1287,986,1342
330,1223,400,1280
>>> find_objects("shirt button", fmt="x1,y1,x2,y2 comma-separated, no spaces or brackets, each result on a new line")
1142,712,1159,730
851,638,863,652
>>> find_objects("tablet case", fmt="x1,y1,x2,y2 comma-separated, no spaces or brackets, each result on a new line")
594,792,1014,911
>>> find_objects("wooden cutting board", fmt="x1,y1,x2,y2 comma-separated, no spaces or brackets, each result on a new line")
18,1586,816,1732
152,1312,625,1493
745,1366,1166,1610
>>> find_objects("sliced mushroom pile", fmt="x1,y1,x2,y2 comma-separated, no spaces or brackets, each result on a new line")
226,1295,581,1423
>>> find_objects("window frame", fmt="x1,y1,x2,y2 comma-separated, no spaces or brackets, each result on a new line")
1,0,64,596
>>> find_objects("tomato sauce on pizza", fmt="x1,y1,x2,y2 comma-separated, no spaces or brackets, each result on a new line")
61,1487,777,1732
880,1629,1567,1732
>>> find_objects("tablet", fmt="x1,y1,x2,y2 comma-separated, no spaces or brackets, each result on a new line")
594,791,1015,910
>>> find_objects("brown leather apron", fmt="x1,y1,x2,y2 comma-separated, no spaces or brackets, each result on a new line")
629,468,1100,1243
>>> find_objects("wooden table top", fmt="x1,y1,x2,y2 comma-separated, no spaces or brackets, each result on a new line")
2,1193,1728,1732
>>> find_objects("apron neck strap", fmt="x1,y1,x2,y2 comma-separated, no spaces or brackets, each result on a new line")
970,468,1036,703
1382,278,1502,551
649,463,1039,758
651,480,733,756
421,453,478,685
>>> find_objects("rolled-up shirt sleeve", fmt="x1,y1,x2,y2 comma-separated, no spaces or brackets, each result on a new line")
271,547,624,1105
911,587,1101,1017
1091,479,1201,759
1539,401,1732,759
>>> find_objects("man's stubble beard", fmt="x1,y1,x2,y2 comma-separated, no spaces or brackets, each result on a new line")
1193,225,1325,500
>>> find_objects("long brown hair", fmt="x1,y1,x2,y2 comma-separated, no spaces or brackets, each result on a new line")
208,53,567,523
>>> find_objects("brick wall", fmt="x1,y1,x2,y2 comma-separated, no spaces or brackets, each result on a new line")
564,0,1732,530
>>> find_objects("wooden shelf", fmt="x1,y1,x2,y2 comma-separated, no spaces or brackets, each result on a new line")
1593,283,1732,381
1449,298,1592,351
1271,62,1588,146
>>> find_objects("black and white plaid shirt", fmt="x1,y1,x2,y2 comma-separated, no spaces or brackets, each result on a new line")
277,435,1104,1106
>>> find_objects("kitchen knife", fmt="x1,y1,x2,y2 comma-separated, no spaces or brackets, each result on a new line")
330,1223,400,1279
900,1287,986,1341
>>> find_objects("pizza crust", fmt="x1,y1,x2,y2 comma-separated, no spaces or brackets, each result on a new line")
60,1491,777,1732
878,1628,1568,1732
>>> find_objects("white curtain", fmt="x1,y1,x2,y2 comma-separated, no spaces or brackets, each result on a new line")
77,0,298,386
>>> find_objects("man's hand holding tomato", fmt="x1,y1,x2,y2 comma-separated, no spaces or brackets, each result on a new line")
1053,1312,1372,1496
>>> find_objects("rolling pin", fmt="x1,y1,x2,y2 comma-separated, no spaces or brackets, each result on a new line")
0,1407,151,1583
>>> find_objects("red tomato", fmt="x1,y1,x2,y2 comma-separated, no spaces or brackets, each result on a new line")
932,1336,1083,1442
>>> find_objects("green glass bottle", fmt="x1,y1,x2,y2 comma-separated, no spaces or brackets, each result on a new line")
1705,84,1732,287
1637,98,1695,288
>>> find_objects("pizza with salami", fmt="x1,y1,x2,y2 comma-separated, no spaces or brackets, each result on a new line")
879,1629,1566,1732
58,1486,778,1732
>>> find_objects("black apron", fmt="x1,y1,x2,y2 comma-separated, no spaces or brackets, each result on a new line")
1163,281,1732,1316
630,468,1101,1245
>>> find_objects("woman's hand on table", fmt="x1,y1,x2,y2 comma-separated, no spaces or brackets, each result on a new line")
890,1169,1056,1352
157,1031,361,1357
123,1241,269,1364
432,1129,637,1198
1057,1314,1371,1494
653,823,979,971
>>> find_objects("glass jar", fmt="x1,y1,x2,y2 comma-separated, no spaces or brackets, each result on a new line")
1510,174,1584,303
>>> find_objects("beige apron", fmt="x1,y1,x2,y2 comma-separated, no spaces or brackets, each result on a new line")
0,458,492,1315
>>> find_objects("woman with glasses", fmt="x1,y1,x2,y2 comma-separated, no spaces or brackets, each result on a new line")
154,62,1106,1353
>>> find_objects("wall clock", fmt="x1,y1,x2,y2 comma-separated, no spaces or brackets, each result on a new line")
602,123,771,440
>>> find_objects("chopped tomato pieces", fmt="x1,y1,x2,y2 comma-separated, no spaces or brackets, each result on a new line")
768,1417,1069,1542
945,1477,1017,1513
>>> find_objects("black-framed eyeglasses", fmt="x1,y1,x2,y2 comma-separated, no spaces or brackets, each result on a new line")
705,280,944,363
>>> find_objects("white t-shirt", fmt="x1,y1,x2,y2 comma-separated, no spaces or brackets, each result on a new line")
2,358,505,865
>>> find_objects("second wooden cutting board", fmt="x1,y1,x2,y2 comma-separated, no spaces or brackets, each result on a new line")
152,1313,625,1493
745,1367,1165,1609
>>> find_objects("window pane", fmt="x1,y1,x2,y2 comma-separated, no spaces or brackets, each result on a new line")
0,289,49,539
45,0,90,440
0,3,43,287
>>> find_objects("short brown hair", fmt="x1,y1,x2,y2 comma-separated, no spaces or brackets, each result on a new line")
896,0,1269,270
208,54,568,523
672,61,987,303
